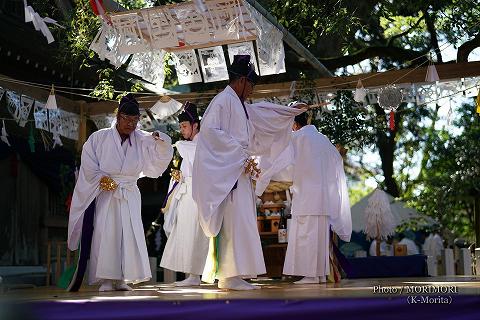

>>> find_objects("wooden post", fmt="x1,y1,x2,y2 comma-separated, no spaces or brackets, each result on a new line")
46,241,51,286
77,101,87,154
55,242,61,284
66,247,71,267
475,196,480,249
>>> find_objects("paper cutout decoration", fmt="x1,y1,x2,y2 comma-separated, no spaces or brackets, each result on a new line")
175,5,211,44
33,101,49,131
150,96,183,119
19,95,34,127
90,114,116,130
227,42,259,73
206,0,242,41
127,50,166,88
48,109,62,134
60,109,80,140
198,46,229,83
139,109,155,131
1,120,10,146
0,87,5,101
6,91,21,121
172,50,203,84
111,13,148,55
142,7,179,49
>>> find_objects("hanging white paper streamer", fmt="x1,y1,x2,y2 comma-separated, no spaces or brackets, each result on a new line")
24,0,62,44
6,91,21,121
127,50,166,87
89,22,130,69
1,120,11,146
150,97,183,119
198,46,229,83
0,87,5,101
227,42,259,73
244,1,285,76
363,189,396,240
33,101,49,130
172,50,203,84
52,132,63,148
19,95,34,127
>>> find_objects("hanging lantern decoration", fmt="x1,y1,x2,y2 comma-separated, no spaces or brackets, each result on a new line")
378,85,403,131
354,79,367,103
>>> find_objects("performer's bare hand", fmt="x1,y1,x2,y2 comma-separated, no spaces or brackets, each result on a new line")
152,131,164,141
244,158,261,178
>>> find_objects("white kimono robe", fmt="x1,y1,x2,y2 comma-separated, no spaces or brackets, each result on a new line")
270,125,352,277
192,85,303,280
160,136,209,275
67,127,173,284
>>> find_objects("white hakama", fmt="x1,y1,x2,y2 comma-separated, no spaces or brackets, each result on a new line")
68,127,173,285
193,86,303,282
216,173,265,279
283,216,330,277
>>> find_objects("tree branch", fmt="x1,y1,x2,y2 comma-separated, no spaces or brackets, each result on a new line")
387,15,425,47
423,8,442,63
457,33,480,62
319,46,430,70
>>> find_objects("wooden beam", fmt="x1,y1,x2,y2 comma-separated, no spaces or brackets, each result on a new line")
83,61,480,114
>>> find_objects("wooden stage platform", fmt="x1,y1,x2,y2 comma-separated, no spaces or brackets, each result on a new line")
3,276,480,319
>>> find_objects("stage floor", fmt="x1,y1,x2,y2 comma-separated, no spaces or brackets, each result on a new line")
5,275,480,302
3,277,480,320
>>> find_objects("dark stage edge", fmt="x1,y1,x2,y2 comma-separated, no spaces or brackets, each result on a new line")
12,295,480,320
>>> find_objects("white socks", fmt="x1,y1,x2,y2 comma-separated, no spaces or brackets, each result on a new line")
293,276,327,284
98,280,133,292
174,274,201,287
218,277,260,290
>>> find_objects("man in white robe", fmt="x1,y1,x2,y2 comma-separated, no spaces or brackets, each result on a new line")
67,94,173,292
160,102,209,286
192,55,305,290
281,113,352,284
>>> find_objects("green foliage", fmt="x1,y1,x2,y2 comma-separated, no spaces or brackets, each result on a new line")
406,102,480,239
